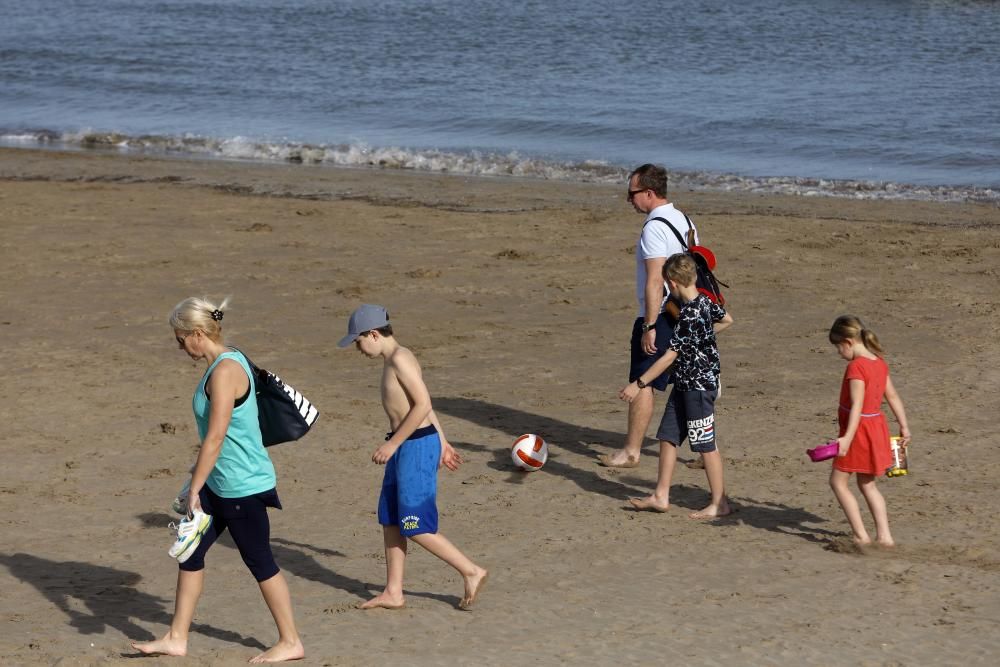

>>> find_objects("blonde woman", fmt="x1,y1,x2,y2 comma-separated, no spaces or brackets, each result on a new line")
132,297,304,663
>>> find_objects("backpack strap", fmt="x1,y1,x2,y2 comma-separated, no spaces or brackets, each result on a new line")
682,214,697,247
646,215,695,250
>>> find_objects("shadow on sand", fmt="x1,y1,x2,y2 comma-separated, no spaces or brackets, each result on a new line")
704,496,842,545
435,395,650,500
262,537,462,608
136,514,468,610
435,397,839,545
0,552,265,653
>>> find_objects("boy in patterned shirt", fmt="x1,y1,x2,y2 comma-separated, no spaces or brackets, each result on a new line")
620,253,734,519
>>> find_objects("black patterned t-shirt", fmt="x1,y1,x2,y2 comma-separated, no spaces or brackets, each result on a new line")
668,295,727,391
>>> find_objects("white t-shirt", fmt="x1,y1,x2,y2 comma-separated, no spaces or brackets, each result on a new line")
635,203,698,316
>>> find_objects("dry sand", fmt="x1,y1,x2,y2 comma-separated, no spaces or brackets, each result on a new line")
1,147,999,666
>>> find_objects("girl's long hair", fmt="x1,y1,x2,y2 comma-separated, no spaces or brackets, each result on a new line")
829,314,884,357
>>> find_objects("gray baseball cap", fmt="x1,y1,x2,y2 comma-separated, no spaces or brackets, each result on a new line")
338,304,390,348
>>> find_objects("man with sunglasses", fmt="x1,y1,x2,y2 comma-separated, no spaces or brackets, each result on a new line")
597,163,698,469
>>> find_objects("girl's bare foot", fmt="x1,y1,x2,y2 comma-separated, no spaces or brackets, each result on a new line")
131,634,187,657
628,495,670,512
248,639,305,663
359,591,405,610
689,497,732,520
458,567,489,610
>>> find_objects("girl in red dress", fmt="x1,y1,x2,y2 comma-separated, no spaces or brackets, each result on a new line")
828,315,911,547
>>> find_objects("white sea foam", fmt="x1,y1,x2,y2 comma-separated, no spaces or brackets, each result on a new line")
0,133,47,144
1,129,996,205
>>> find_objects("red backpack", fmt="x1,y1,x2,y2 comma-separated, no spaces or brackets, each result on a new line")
649,214,728,320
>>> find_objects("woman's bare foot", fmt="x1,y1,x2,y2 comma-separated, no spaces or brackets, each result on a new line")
131,633,187,657
628,495,670,512
689,497,733,520
249,638,305,663
458,567,489,610
359,591,405,610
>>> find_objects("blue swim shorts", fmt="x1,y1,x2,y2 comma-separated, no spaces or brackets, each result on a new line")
655,387,719,453
378,425,441,537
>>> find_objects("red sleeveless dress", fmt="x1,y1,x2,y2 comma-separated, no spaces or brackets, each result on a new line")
835,356,893,476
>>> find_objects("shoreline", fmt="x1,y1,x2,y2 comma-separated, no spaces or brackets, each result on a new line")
2,147,998,234
1,147,999,665
3,136,998,205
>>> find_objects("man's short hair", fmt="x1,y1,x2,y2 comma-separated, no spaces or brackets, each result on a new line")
629,163,668,198
663,253,697,287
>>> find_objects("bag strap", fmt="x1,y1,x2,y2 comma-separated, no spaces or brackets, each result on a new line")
647,215,695,250
682,214,697,247
228,346,260,373
204,348,256,404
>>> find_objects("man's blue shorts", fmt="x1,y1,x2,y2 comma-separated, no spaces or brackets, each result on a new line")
378,425,441,537
655,387,719,453
629,313,674,392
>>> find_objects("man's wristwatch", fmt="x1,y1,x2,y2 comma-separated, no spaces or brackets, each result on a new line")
636,378,647,389
641,320,656,333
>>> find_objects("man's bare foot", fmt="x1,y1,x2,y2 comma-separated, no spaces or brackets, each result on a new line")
628,496,670,513
131,634,187,657
249,639,305,663
689,498,733,520
458,567,489,610
597,452,639,468
359,592,405,610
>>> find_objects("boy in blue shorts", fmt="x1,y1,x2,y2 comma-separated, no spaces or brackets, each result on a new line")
619,254,734,519
338,304,488,610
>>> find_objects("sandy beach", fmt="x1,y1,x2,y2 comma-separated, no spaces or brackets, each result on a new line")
1,146,999,666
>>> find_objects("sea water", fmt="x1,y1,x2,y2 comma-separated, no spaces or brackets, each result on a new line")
1,0,998,201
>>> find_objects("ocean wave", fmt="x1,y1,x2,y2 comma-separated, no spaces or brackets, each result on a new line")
1,128,996,204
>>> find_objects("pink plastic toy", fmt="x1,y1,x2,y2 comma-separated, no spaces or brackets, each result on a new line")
806,440,839,462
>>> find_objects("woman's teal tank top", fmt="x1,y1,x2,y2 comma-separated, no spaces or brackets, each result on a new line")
193,349,276,498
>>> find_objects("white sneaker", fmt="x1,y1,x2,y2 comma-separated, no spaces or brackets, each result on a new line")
168,509,212,563
171,478,192,515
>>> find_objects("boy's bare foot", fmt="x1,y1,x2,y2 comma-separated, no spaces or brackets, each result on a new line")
627,496,670,512
359,592,405,610
248,639,305,663
131,634,187,657
876,538,896,548
596,452,639,468
853,536,873,548
689,498,733,520
458,568,489,610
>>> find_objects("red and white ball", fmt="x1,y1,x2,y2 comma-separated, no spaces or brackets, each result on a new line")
511,434,547,471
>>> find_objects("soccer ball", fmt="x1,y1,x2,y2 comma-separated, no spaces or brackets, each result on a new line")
511,434,547,471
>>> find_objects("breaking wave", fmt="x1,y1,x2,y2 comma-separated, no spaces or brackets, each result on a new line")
2,128,996,204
